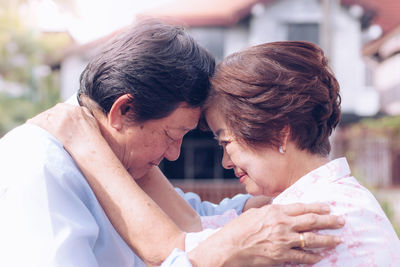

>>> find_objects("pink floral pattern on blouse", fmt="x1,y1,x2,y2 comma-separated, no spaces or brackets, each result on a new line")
200,209,238,229
185,210,238,252
273,157,400,267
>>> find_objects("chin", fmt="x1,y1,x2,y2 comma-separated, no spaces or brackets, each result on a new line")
245,186,264,196
130,169,147,180
133,165,156,180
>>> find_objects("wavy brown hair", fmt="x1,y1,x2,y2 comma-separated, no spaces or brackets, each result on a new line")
207,41,341,156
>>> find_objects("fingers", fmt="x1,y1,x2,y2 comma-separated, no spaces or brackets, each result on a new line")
283,249,323,265
81,106,95,119
26,103,92,139
26,108,54,127
300,232,341,249
292,213,345,232
281,202,331,216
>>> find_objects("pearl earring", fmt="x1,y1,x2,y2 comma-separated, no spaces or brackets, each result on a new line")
279,145,285,154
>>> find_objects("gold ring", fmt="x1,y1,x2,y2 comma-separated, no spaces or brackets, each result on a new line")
299,233,306,248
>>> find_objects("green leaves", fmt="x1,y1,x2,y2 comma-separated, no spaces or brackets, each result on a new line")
0,1,71,136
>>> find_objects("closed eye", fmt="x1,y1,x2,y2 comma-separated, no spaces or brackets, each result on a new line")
219,140,229,146
165,129,183,143
165,130,175,143
217,139,231,148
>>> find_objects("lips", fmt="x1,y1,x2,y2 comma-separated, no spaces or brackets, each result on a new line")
235,171,247,184
150,157,164,166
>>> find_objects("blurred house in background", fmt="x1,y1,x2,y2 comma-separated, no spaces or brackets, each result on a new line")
58,28,127,100
56,0,400,202
366,26,400,115
332,0,400,192
360,0,400,116
138,0,376,117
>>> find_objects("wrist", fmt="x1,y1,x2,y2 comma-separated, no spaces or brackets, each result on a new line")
188,247,228,267
187,229,238,267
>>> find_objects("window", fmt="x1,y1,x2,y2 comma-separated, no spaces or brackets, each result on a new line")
160,130,235,180
287,23,320,45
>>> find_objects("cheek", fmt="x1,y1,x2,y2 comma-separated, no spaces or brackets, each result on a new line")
248,164,270,185
152,140,171,158
261,162,289,195
225,145,246,164
141,134,168,155
245,156,278,186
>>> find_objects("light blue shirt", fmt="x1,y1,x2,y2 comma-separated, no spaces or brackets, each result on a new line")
0,123,249,266
0,124,143,266
176,188,250,216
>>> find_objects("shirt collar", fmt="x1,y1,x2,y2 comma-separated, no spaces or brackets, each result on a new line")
273,157,351,202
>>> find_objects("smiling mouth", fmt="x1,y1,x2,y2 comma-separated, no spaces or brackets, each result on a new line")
235,172,247,183
239,175,248,184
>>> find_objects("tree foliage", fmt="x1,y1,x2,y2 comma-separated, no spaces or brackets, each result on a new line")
345,115,400,139
0,1,71,136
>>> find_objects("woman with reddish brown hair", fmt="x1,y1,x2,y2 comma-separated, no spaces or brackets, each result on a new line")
204,41,400,265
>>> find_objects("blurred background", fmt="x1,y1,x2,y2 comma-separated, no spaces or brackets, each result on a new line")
1,0,399,234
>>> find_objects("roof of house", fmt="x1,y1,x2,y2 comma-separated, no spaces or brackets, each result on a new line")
64,0,399,58
363,24,400,59
138,0,399,44
61,26,128,58
137,0,273,27
62,0,271,58
137,0,399,57
342,0,400,35
341,0,400,57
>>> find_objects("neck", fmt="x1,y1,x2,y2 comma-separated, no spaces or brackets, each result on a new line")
79,95,122,163
94,111,122,162
285,144,329,189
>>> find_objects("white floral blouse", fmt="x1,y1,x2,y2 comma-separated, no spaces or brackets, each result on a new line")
273,157,400,267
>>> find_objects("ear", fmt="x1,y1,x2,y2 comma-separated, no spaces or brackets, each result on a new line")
108,94,134,131
279,126,291,152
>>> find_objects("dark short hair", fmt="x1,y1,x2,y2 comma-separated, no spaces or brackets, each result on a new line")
78,19,215,122
208,41,341,156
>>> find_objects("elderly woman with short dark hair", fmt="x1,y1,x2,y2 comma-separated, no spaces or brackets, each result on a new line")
204,41,400,265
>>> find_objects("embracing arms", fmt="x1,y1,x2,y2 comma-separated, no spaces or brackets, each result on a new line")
28,104,187,265
28,103,344,266
137,166,202,232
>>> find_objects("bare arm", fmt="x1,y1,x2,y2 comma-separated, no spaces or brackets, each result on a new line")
77,139,185,265
33,103,202,233
188,203,343,266
29,104,344,266
137,167,202,232
28,104,187,265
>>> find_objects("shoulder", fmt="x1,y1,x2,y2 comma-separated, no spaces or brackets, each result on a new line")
0,123,63,157
0,124,90,200
311,177,400,264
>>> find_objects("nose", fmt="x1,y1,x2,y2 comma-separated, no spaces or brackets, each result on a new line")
221,149,234,169
164,139,182,161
